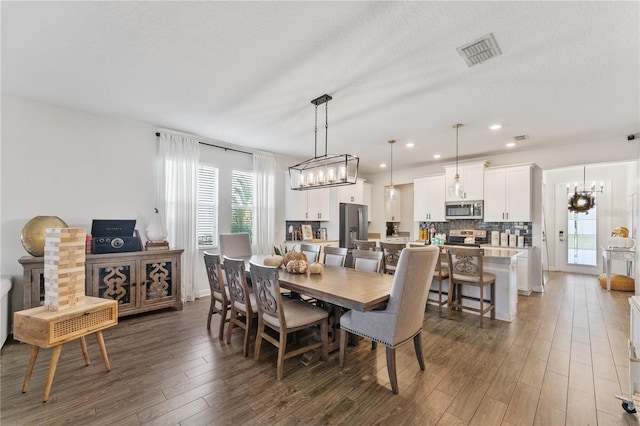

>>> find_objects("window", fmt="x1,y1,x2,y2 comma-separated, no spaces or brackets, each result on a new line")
231,170,254,240
567,200,597,266
197,164,218,247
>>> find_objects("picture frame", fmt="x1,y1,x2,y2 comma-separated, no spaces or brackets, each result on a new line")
301,224,313,240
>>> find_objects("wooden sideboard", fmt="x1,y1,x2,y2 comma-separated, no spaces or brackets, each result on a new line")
19,249,183,317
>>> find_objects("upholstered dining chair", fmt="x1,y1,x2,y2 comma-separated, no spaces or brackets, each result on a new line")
379,242,406,275
446,247,496,328
203,252,230,340
339,246,439,394
219,232,252,261
223,256,258,357
250,262,329,380
351,249,384,273
322,246,348,267
300,243,321,263
353,240,376,251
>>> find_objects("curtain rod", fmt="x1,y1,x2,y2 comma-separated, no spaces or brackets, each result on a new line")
155,132,253,156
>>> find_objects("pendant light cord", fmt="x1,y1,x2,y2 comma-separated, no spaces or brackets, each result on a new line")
455,124,459,174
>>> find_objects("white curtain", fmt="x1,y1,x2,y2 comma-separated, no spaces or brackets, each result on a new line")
253,153,277,254
157,133,199,302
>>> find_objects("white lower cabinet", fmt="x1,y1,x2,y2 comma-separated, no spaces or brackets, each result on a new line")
517,249,532,295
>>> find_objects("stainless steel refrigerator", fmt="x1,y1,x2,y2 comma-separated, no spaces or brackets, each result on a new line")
339,203,368,249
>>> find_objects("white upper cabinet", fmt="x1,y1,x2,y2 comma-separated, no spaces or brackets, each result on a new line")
444,161,486,202
339,179,365,204
287,187,331,221
413,175,446,222
483,165,532,222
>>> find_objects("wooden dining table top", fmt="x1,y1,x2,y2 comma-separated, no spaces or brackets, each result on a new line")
248,255,393,312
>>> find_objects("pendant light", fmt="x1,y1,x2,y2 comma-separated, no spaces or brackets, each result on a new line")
451,123,465,199
288,94,359,190
384,139,399,202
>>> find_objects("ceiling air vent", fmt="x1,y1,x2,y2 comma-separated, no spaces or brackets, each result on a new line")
513,134,529,142
457,33,502,67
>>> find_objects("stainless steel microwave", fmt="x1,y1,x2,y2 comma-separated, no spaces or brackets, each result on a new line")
445,201,483,220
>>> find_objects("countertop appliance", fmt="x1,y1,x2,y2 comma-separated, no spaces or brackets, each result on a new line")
445,200,483,220
447,229,488,247
339,203,368,249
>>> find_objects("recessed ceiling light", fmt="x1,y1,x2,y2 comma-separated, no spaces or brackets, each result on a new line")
489,124,502,130
380,163,387,168
433,154,441,159
406,142,415,148
506,142,516,148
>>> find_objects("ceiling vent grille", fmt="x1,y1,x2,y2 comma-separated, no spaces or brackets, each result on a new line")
457,33,502,67
513,134,529,141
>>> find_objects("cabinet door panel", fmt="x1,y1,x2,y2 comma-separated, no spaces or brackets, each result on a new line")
506,167,531,221
308,187,331,220
483,169,507,222
413,178,429,221
92,261,137,313
426,175,446,221
463,163,485,201
141,258,177,306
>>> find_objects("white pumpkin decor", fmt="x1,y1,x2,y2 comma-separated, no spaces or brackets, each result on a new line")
309,263,323,274
146,208,168,242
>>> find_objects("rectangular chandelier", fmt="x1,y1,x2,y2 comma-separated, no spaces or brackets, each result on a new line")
289,154,359,190
288,94,359,190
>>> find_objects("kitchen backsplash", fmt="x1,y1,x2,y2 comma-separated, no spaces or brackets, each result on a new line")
418,220,533,247
285,221,323,241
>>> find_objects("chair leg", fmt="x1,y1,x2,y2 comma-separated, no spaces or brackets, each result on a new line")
254,317,264,361
339,329,348,368
385,346,398,394
413,333,425,371
438,278,443,317
242,315,252,358
276,330,287,380
447,282,454,319
491,282,496,319
207,299,214,330
226,308,235,344
480,286,484,328
321,320,328,361
218,304,227,341
371,341,377,350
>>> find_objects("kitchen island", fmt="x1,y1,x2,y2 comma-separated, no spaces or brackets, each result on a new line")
480,247,520,321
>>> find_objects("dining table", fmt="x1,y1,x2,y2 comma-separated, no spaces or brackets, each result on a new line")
247,254,394,352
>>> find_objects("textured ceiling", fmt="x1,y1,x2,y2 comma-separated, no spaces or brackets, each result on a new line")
2,1,639,173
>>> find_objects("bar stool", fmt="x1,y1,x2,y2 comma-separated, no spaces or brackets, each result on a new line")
446,247,495,327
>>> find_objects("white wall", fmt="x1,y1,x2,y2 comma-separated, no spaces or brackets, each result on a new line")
1,95,290,306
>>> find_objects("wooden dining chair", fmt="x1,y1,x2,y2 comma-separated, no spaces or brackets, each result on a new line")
219,233,252,261
250,262,329,380
380,242,406,275
203,252,230,340
351,249,384,273
223,256,258,357
446,247,496,328
322,246,348,267
353,240,376,251
339,246,440,394
300,243,321,263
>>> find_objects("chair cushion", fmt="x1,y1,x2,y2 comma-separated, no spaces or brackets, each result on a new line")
213,287,230,302
233,292,257,313
262,300,328,328
452,272,496,284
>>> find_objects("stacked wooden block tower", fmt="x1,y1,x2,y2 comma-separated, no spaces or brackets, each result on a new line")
44,228,86,311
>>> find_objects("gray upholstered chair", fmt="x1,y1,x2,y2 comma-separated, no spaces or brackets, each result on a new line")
250,262,329,380
446,247,496,327
203,252,230,339
223,256,258,357
300,243,321,263
411,244,449,316
322,246,348,267
379,242,406,275
219,232,252,260
351,249,384,273
353,240,376,251
339,246,439,394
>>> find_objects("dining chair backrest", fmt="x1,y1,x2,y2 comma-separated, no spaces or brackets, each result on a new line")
352,249,384,273
249,262,285,326
322,246,348,267
300,243,321,263
385,246,440,341
222,256,251,309
380,242,406,274
204,252,225,297
353,240,376,251
219,233,252,260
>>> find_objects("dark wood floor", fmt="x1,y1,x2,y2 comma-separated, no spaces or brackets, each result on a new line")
1,272,637,425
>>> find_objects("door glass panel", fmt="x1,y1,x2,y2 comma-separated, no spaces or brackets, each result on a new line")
567,202,597,266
